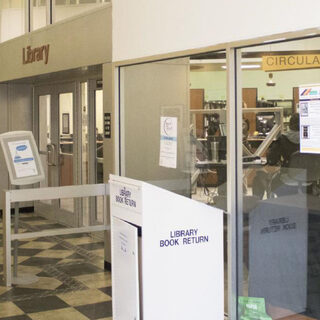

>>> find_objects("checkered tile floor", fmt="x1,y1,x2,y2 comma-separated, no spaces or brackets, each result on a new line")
0,212,112,320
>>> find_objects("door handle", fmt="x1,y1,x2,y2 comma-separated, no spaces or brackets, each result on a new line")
47,143,57,166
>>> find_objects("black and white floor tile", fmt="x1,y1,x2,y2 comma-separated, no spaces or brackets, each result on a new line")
0,212,112,320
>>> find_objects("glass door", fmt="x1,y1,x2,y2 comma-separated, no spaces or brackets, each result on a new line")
238,37,320,320
34,82,79,227
95,87,104,223
82,80,104,226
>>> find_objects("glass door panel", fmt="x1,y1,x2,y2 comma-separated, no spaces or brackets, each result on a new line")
95,89,104,223
81,82,90,226
38,94,52,204
59,92,74,212
80,81,104,226
34,83,77,227
238,37,320,320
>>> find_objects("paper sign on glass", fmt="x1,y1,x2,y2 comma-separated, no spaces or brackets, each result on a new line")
299,85,320,154
159,117,177,168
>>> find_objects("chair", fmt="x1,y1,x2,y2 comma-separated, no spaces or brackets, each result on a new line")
287,151,320,194
269,151,320,197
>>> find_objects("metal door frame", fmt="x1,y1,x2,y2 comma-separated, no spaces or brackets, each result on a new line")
88,79,104,225
33,81,81,227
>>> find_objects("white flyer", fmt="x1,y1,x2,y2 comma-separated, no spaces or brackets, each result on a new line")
299,85,320,154
8,140,38,178
159,117,177,168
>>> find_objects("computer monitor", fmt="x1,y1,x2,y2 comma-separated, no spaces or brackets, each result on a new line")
256,115,275,136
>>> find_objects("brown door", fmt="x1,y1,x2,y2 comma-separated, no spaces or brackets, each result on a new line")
190,88,204,137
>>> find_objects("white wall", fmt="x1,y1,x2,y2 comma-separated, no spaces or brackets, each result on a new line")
190,71,226,101
113,0,320,62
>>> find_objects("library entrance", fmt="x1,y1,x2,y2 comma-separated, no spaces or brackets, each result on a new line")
34,78,104,228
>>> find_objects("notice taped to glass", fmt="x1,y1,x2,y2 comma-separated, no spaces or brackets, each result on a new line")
8,140,38,178
299,85,320,153
159,116,177,168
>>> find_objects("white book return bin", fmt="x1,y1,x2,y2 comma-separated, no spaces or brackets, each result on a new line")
110,175,224,320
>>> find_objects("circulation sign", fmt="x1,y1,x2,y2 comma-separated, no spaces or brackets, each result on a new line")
8,140,38,178
262,54,320,71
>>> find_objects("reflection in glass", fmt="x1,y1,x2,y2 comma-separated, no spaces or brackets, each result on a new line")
0,0,26,42
59,92,74,212
33,0,46,31
55,0,109,23
189,53,228,210
81,82,89,226
95,89,103,183
239,37,320,320
95,89,103,222
39,95,52,205
120,52,228,312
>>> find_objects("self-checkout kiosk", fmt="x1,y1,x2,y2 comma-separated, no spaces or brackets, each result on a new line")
0,131,45,285
110,175,224,320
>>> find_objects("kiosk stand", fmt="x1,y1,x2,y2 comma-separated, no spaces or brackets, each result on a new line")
0,131,45,285
110,175,224,320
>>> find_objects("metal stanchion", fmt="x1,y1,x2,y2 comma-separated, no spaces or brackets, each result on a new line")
12,185,38,286
13,191,19,278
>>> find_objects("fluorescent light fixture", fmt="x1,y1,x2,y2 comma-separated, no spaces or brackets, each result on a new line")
263,38,286,43
190,58,262,64
190,59,226,64
266,73,276,86
221,64,261,69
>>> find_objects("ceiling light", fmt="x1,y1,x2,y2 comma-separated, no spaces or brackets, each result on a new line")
190,59,227,64
221,64,261,69
266,73,276,87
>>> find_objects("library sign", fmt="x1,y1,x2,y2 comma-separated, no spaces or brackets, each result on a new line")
262,54,320,71
22,44,50,65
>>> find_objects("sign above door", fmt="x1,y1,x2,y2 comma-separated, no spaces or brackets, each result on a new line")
23,44,50,65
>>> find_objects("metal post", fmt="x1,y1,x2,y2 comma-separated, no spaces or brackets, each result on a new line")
226,47,243,320
3,191,12,286
11,186,38,286
13,185,20,278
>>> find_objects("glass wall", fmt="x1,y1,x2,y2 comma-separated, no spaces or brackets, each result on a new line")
33,0,46,31
59,92,74,213
0,0,110,43
0,0,26,42
120,51,229,311
55,0,109,23
238,37,320,320
95,89,103,184
120,53,227,203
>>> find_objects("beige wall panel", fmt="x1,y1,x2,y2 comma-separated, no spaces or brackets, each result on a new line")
8,84,34,208
8,84,33,131
103,63,114,180
0,5,112,82
0,84,9,209
0,84,33,209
